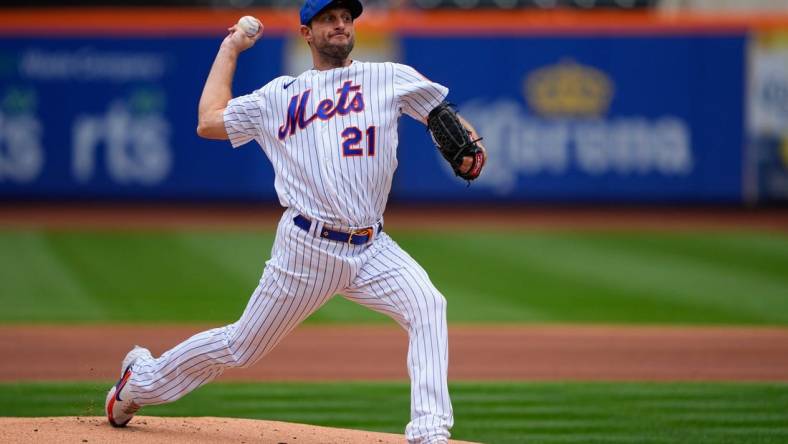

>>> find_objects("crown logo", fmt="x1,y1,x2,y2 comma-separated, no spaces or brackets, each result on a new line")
525,59,614,117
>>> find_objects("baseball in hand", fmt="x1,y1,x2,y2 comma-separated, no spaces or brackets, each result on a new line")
237,16,260,37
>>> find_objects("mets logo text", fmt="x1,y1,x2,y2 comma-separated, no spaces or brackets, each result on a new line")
278,81,365,140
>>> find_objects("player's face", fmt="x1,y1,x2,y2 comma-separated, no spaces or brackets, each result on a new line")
304,7,355,61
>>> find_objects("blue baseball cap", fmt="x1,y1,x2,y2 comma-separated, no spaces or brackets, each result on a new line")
300,0,363,26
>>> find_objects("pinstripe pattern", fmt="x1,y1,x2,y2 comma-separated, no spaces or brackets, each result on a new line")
126,61,453,443
223,61,447,228
344,234,452,443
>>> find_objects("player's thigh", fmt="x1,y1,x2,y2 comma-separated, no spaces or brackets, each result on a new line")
229,223,352,359
251,211,356,315
344,234,447,327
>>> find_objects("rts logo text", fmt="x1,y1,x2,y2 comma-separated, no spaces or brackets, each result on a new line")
72,90,172,185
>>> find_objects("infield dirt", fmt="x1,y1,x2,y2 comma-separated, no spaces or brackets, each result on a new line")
2,325,788,382
1,204,786,232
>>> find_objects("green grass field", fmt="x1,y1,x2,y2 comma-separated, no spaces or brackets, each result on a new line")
3,227,787,443
1,229,787,324
2,382,787,444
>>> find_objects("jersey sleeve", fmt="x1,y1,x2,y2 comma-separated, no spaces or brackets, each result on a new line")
393,63,449,122
223,88,267,148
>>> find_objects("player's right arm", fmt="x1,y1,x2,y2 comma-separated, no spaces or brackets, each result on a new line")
196,19,263,140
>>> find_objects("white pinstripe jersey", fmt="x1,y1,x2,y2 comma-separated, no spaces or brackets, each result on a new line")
224,61,448,227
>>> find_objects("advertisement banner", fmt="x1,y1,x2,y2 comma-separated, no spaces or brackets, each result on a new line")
747,29,788,203
395,35,746,202
0,37,283,201
0,32,746,203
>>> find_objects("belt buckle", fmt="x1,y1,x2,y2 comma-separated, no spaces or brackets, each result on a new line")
349,227,374,245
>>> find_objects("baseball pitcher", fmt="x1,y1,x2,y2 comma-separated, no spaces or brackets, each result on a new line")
105,1,486,443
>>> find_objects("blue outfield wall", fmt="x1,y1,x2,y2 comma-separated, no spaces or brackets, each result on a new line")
0,33,746,203
0,37,284,201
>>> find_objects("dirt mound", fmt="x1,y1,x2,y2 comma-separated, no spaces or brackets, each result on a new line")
0,416,477,443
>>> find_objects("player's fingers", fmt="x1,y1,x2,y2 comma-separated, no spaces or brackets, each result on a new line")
252,21,265,40
224,26,240,43
231,25,256,42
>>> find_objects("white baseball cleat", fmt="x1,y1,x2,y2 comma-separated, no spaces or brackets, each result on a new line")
105,346,152,427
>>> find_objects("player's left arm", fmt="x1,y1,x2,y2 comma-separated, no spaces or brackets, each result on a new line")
393,63,486,179
425,103,487,181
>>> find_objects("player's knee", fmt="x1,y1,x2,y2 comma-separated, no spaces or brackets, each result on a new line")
224,327,255,368
234,354,255,368
226,343,253,368
226,334,271,369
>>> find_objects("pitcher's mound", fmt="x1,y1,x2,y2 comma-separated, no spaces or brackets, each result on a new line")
0,416,477,443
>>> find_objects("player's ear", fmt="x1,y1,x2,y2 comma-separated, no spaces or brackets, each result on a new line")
299,25,313,44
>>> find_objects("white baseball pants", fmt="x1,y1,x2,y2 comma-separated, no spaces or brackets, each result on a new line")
125,207,453,444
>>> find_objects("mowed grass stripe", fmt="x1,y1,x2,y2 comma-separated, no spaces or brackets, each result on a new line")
447,233,788,324
44,232,258,322
0,231,260,323
556,233,788,316
591,232,788,282
2,382,788,444
510,434,686,444
1,230,787,324
0,232,107,321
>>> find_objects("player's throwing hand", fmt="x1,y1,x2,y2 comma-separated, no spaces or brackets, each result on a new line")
222,17,264,53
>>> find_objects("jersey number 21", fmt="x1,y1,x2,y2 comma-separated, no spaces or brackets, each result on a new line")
341,126,376,157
